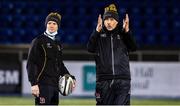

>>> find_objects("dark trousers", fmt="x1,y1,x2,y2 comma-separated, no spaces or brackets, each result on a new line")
95,79,131,105
35,84,59,105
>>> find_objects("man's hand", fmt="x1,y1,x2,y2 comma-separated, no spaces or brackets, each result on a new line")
31,85,40,97
72,80,76,91
123,14,129,32
96,14,102,32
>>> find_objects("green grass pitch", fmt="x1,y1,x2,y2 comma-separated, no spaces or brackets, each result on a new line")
0,96,180,105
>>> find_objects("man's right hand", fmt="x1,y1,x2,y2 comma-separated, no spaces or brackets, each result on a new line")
96,14,102,32
31,85,40,97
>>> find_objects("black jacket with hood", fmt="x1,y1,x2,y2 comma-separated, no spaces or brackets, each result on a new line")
87,24,137,82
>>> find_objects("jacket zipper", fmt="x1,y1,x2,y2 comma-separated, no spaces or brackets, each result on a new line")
110,35,114,87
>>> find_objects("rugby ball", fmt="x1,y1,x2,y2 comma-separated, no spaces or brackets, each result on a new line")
59,74,74,96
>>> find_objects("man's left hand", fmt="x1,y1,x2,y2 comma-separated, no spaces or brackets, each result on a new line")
123,14,129,33
72,80,76,91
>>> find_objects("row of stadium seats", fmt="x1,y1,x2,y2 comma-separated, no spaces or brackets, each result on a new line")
0,0,179,47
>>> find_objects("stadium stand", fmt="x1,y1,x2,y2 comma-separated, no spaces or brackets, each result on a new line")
0,0,179,48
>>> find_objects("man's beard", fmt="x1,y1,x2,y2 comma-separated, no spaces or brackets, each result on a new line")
106,25,114,31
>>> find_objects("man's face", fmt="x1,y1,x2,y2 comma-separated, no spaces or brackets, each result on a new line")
104,17,118,31
47,21,58,33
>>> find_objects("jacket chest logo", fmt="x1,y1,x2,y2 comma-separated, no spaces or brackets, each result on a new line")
117,34,121,40
47,43,52,48
100,34,106,37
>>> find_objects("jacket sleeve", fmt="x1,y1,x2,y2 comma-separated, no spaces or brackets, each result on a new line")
87,30,100,53
61,62,76,80
26,38,41,86
121,30,137,52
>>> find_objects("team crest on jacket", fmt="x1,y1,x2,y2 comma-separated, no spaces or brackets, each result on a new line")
117,34,121,39
100,34,106,37
47,43,52,48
